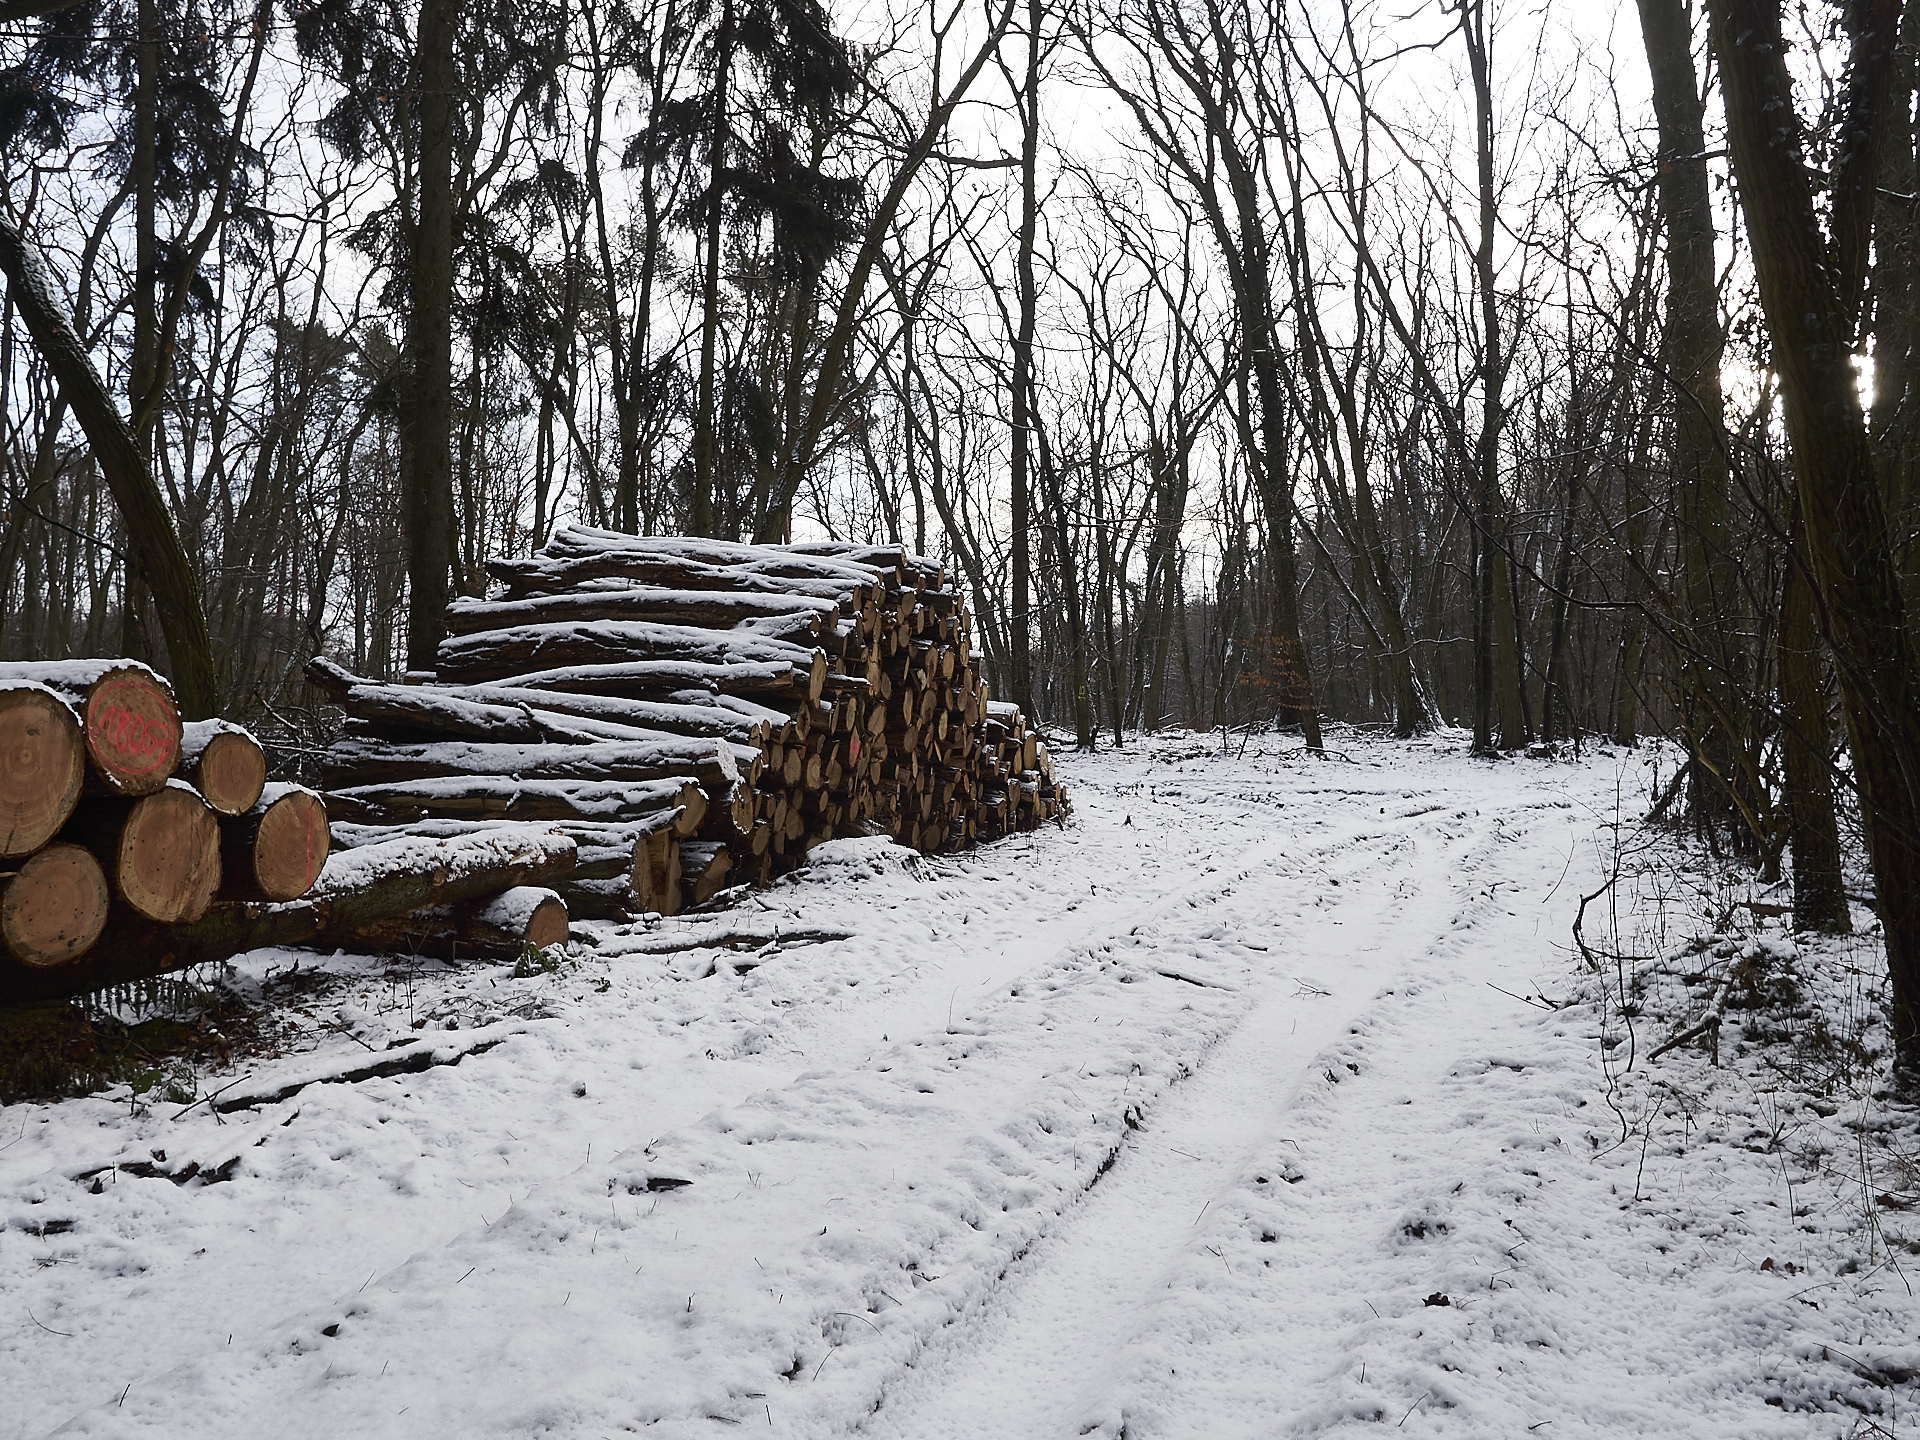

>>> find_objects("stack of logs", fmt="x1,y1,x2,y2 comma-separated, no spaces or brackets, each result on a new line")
1,660,580,1005
0,660,330,1000
316,527,1068,918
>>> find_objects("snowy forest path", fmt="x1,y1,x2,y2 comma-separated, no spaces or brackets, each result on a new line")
8,736,1622,1440
859,764,1555,1439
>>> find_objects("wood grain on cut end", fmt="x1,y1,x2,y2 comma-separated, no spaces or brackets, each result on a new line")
114,786,221,923
247,788,330,900
0,686,85,856
523,893,569,951
180,722,266,815
1,843,109,967
81,667,181,795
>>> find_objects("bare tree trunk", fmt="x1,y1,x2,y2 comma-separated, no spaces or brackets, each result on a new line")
1708,0,1920,1063
690,0,735,539
1464,0,1506,755
1638,0,1743,830
404,0,457,673
1779,515,1851,933
1008,0,1040,715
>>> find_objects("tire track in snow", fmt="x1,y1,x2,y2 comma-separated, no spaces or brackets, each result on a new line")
852,789,1516,1439
42,776,1465,1438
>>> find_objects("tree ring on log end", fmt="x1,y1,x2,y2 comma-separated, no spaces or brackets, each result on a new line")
251,789,330,900
2,843,109,967
526,894,569,951
0,687,85,856
118,786,221,923
194,732,267,815
84,669,181,795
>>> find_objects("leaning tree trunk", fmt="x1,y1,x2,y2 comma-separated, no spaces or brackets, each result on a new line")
0,217,217,718
1708,0,1920,1064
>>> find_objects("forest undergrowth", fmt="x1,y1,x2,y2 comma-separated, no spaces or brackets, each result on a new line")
1574,785,1920,1423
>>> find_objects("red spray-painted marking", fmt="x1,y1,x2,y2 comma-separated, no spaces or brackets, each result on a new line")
88,679,177,777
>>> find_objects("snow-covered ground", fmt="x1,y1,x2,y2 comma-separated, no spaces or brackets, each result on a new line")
5,729,1918,1437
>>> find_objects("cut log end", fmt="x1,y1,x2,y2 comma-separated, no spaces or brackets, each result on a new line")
509,890,570,951
249,788,330,900
0,686,86,856
116,786,222,923
184,727,267,815
81,667,182,796
1,843,110,968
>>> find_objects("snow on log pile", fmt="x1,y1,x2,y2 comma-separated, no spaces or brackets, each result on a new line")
0,662,294,1002
314,525,1069,920
0,662,576,1006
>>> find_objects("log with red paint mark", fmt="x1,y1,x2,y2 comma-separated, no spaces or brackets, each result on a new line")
0,660,182,796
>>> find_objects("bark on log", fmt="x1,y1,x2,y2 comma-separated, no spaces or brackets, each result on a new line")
324,776,706,833
0,683,86,856
220,784,330,901
62,781,221,923
559,876,642,921
307,659,772,749
178,719,267,815
0,830,579,1003
433,619,823,687
0,660,181,796
322,735,748,792
1,843,109,968
503,657,824,706
349,885,569,962
444,586,836,638
486,551,872,607
539,525,886,585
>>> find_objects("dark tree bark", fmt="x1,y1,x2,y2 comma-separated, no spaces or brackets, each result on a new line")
1778,516,1851,933
1637,0,1743,822
690,0,735,539
0,214,217,718
404,0,458,673
1707,0,1920,1061
1008,0,1039,716
1463,0,1515,754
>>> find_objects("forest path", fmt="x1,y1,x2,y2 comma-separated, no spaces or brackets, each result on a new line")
859,753,1573,1440
6,732,1622,1439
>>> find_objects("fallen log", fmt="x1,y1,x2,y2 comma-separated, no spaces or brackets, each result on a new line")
444,586,836,638
323,776,706,832
177,719,267,815
306,659,773,749
1,843,109,968
433,619,824,688
321,735,749,792
504,657,825,706
447,686,774,747
539,525,887,585
0,660,180,796
0,829,579,1003
62,781,221,923
220,784,330,902
486,551,874,607
0,683,86,856
348,884,569,962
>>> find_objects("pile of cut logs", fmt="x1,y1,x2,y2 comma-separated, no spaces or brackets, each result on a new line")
0,660,330,1001
316,527,1068,918
0,531,1067,1009
1,661,581,1006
